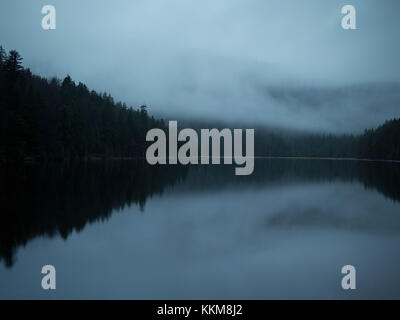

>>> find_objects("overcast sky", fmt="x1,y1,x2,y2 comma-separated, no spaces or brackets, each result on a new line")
0,0,399,133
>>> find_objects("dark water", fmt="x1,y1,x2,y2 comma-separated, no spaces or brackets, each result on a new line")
1,159,400,299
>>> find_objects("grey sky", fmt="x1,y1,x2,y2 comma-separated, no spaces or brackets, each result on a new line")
0,0,399,133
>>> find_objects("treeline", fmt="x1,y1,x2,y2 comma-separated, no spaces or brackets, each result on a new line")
254,128,358,158
0,46,399,162
180,119,359,158
0,46,165,161
358,118,400,160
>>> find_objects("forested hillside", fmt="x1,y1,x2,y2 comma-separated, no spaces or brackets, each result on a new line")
0,46,165,161
0,46,399,162
358,119,400,160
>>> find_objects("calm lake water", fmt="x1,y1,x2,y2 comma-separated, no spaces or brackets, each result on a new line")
1,159,400,299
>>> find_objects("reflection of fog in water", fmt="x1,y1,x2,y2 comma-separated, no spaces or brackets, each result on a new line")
0,159,400,299
266,183,400,234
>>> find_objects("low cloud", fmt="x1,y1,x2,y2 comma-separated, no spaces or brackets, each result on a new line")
0,0,399,132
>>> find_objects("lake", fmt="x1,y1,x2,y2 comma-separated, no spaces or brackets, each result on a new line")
1,159,400,299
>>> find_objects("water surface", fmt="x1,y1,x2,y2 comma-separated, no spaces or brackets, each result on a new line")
0,159,400,299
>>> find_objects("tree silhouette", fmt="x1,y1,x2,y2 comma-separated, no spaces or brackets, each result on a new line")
0,46,166,162
0,45,399,163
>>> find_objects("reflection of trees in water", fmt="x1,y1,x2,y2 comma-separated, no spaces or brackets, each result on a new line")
0,161,188,267
178,159,400,202
0,159,399,267
357,161,400,203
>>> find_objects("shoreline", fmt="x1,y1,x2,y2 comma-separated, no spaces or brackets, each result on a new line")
1,156,400,165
